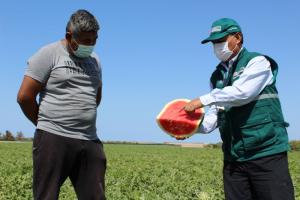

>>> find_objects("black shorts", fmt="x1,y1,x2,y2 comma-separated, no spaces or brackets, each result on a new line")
33,129,106,200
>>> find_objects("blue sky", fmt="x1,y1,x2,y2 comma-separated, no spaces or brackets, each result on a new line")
0,0,299,143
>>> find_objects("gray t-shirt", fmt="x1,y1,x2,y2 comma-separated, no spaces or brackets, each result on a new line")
26,41,102,140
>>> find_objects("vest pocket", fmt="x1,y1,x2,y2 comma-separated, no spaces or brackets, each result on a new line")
240,113,277,151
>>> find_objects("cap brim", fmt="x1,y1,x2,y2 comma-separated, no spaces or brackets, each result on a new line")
201,32,230,44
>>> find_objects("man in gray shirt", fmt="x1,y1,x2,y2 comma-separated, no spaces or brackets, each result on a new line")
17,10,106,200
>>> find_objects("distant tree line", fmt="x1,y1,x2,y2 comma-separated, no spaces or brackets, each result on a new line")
289,140,300,151
0,131,299,150
0,130,32,141
208,141,300,151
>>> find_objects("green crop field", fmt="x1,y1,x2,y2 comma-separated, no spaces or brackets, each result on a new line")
0,142,299,200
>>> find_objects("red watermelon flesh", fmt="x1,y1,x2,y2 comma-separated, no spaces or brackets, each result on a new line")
156,99,204,139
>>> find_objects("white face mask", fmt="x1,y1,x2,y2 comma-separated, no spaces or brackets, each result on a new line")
213,41,233,62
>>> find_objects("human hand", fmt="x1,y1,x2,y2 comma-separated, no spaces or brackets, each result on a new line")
183,98,203,113
175,136,187,140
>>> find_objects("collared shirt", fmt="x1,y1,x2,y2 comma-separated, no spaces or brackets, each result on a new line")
198,48,274,133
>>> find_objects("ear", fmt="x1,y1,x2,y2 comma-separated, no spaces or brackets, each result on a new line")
235,32,242,44
65,32,72,42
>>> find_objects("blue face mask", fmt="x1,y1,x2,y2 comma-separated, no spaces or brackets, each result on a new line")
72,39,94,58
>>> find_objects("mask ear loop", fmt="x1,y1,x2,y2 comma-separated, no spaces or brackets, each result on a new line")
70,37,80,52
67,32,80,52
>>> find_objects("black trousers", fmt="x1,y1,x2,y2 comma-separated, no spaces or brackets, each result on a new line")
33,129,106,200
223,152,294,200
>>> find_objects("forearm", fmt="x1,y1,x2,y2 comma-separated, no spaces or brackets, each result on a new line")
96,86,102,107
17,76,43,126
96,96,101,107
200,56,273,108
18,99,39,126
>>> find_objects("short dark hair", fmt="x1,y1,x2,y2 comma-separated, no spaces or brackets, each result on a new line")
66,9,99,38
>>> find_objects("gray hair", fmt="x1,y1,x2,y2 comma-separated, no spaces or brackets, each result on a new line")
66,9,99,38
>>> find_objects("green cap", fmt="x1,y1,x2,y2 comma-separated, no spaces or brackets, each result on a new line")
201,18,241,44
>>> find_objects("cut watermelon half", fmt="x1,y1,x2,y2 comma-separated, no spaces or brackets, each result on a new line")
156,99,205,139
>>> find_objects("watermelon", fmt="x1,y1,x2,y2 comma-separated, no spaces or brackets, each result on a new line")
156,99,205,139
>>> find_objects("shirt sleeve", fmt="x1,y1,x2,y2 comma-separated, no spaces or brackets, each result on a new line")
200,56,273,108
197,105,218,134
25,46,53,84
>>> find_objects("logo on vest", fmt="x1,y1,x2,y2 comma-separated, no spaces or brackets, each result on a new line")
233,67,245,79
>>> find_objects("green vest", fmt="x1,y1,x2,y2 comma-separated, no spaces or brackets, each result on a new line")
210,48,290,162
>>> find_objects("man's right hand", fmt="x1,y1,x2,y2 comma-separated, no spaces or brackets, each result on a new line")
183,98,204,113
175,136,187,140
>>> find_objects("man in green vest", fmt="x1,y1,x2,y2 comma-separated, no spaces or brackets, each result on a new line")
183,18,294,200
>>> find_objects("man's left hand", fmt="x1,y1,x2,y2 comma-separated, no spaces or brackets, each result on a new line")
183,98,203,113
